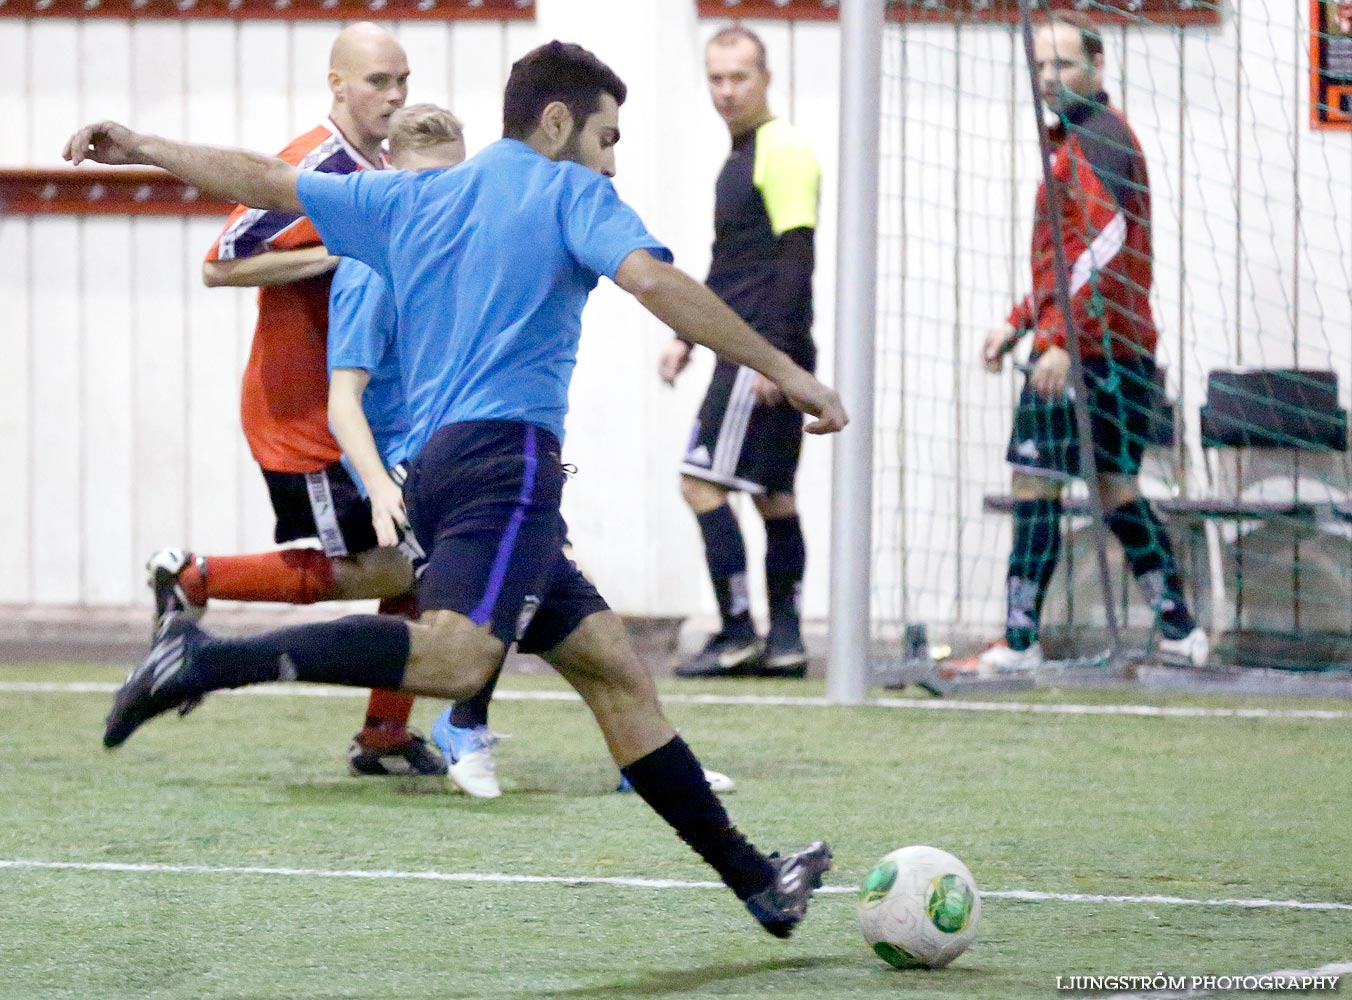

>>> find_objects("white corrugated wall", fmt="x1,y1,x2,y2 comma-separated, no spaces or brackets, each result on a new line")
1,1,1347,638
0,4,840,623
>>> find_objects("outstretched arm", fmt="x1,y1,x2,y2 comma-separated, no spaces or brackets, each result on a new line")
64,120,302,214
203,246,340,288
615,249,847,435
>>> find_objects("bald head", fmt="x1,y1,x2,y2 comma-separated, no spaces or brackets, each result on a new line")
328,22,410,159
330,22,402,74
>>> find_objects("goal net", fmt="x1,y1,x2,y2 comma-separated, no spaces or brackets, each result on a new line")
870,1,1352,669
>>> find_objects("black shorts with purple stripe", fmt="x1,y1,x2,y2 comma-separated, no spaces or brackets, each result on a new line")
403,420,608,653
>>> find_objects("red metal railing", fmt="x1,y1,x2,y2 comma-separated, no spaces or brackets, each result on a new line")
695,0,1220,26
0,0,533,20
0,168,235,216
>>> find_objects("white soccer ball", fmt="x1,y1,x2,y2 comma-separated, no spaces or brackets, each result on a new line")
856,845,981,969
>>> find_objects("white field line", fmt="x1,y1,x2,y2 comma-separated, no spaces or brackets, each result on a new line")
2,859,1351,913
1085,961,1352,999
984,889,1352,912
1,681,1350,722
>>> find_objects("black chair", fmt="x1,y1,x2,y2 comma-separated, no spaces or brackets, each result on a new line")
1199,369,1348,452
1194,369,1352,655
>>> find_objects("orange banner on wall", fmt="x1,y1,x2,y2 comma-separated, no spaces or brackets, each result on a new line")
1311,1,1352,129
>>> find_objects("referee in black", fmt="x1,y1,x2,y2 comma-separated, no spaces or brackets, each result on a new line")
660,25,821,679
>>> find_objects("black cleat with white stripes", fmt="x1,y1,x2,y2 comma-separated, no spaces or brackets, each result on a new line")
744,840,833,938
104,612,209,749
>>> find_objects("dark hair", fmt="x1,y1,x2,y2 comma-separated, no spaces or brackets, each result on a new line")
1041,10,1104,61
502,41,627,140
707,24,768,72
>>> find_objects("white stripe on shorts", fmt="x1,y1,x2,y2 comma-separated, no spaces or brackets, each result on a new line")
676,464,768,495
711,366,757,481
304,470,349,558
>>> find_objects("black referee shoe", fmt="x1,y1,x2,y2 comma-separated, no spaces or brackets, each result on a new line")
104,613,208,749
672,632,765,678
762,624,809,679
745,841,833,938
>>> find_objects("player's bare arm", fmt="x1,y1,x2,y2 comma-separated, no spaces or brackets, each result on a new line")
204,246,340,289
657,338,692,384
1030,345,1070,399
64,120,303,214
750,374,783,407
983,324,1023,373
328,368,408,548
616,249,847,434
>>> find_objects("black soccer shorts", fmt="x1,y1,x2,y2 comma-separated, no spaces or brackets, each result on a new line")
403,420,609,651
1005,356,1158,480
680,358,805,495
261,461,379,557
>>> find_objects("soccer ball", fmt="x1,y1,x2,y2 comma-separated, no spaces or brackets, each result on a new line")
857,845,981,969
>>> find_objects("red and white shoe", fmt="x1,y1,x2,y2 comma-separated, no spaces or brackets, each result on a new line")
941,639,1044,677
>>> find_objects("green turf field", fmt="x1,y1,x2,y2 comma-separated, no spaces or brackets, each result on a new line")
1,664,1349,1000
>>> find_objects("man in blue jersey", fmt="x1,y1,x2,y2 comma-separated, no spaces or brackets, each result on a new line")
336,102,737,802
324,101,513,798
69,41,845,938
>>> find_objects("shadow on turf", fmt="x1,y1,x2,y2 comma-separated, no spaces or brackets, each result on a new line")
274,778,621,810
214,961,846,1000
502,955,860,999
217,959,989,1000
276,778,634,803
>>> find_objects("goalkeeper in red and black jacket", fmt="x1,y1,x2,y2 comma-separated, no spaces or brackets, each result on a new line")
970,11,1208,672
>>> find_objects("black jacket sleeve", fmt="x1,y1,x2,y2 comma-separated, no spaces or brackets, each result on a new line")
1074,115,1144,214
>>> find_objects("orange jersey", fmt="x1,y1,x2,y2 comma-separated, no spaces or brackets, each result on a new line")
206,121,382,473
1006,97,1156,361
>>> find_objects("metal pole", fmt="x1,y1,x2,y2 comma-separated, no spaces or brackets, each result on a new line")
1013,0,1121,652
828,0,885,705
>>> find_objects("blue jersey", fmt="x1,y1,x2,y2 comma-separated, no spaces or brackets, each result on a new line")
327,257,411,488
297,138,672,452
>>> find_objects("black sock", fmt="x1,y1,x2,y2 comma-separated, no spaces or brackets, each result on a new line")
764,514,805,637
620,736,774,901
1006,498,1062,651
696,505,752,637
1106,498,1195,640
449,659,503,729
193,615,410,693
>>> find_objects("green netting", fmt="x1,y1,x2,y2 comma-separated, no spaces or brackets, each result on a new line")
872,1,1352,669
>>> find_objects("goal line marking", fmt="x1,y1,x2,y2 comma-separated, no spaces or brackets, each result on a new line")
1,681,1349,722
2,859,1350,912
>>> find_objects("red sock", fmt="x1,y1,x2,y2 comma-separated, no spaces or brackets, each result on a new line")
361,690,417,746
358,595,420,747
176,559,208,606
193,550,338,604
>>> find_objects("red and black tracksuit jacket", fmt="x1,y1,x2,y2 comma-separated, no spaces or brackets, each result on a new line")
1007,93,1157,361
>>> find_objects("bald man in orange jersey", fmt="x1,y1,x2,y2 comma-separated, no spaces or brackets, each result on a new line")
147,24,443,777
